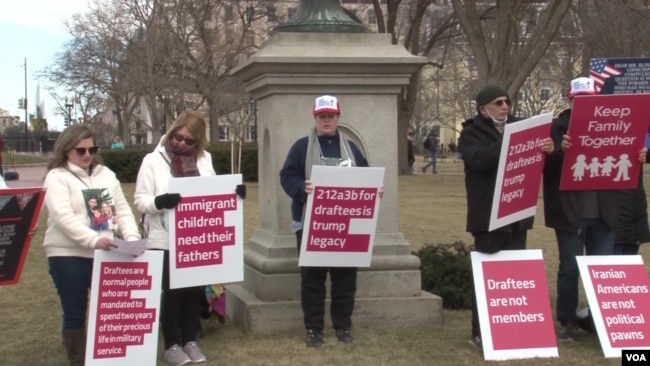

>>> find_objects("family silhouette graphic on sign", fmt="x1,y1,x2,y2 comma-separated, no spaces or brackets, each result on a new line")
571,153,632,182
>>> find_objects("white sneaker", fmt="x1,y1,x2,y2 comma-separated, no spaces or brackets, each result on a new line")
164,345,192,366
182,342,207,363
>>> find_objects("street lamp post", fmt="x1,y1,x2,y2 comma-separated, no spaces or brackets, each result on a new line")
65,98,74,127
23,58,28,151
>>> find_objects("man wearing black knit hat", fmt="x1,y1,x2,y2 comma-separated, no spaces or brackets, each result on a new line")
458,85,554,351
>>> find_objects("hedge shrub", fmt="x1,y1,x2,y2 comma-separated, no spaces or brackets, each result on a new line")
100,142,259,183
412,241,474,309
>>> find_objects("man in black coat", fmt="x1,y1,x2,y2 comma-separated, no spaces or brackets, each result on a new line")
543,77,647,341
459,85,554,350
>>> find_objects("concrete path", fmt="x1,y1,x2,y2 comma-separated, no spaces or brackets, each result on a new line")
4,165,47,188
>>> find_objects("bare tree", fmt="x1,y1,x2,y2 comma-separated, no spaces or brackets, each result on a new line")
451,0,572,101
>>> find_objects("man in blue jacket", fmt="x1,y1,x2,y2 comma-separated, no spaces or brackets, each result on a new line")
280,95,369,348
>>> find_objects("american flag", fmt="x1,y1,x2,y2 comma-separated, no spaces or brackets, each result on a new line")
590,59,623,92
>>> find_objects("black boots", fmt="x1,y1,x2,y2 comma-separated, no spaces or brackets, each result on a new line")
62,328,86,366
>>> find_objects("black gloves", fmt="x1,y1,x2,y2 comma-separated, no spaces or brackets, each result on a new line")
236,184,247,199
154,193,182,210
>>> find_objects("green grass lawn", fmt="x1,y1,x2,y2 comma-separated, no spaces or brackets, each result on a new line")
0,158,644,365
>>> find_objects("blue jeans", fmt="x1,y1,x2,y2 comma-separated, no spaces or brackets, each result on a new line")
555,218,614,326
422,149,437,173
613,241,640,255
48,257,93,330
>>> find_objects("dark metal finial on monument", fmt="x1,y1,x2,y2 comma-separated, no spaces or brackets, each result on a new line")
273,0,370,34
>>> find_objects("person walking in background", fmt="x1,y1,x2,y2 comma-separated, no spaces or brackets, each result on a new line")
421,132,438,174
134,110,246,365
614,171,650,255
111,135,125,149
280,95,382,348
542,76,647,341
43,125,141,366
407,131,416,172
459,85,554,350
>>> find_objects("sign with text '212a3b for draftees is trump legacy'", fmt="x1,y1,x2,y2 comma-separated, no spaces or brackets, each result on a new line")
300,165,384,268
560,94,650,191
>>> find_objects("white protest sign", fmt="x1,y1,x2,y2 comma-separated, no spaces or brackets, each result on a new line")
86,250,163,366
577,255,650,358
472,249,558,361
299,165,384,267
168,174,244,289
489,113,552,231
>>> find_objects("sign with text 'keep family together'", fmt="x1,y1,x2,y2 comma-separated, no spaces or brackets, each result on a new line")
560,94,650,191
577,255,650,358
168,174,244,289
300,165,384,268
472,250,557,361
489,113,552,231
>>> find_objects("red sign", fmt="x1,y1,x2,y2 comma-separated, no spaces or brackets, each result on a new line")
560,94,650,190
587,264,650,349
482,260,556,350
174,194,237,268
306,187,378,253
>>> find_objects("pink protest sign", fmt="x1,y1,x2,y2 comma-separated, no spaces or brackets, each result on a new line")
489,113,552,231
86,250,163,366
577,256,650,358
174,194,237,268
472,250,558,360
560,94,650,191
168,175,244,289
299,166,384,268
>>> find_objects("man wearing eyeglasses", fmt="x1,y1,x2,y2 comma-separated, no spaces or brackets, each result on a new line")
458,85,554,351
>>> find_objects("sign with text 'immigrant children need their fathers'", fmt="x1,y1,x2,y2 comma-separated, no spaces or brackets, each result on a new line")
168,174,243,289
577,256,650,358
559,94,650,191
299,165,384,268
86,250,163,366
489,113,552,231
0,187,46,286
472,250,557,361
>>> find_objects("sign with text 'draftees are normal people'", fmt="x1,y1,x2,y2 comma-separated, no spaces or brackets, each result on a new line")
86,250,163,366
299,165,384,267
168,174,243,289
577,255,650,358
489,113,552,231
472,250,557,361
560,94,650,191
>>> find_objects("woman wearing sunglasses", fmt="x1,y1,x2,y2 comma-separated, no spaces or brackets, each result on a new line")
134,110,215,365
43,125,141,366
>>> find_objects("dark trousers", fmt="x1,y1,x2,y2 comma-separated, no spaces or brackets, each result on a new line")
471,228,527,337
160,250,203,349
614,241,640,255
555,218,614,326
48,257,93,330
296,230,357,330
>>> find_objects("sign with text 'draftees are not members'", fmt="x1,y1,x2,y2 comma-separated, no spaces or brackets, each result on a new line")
299,165,384,267
472,250,557,361
560,94,650,191
86,250,163,366
489,113,552,231
577,255,650,358
168,174,243,289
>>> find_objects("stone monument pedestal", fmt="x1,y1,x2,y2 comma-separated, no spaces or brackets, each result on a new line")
228,33,442,333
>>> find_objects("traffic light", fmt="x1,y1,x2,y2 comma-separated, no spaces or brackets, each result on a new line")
17,98,24,109
64,117,69,127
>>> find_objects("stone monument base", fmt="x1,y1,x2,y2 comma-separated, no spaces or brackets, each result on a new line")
226,284,443,333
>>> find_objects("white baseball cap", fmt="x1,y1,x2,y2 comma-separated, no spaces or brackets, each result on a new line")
313,95,340,115
569,77,597,98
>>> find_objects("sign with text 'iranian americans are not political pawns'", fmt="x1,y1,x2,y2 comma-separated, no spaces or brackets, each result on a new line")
300,165,384,268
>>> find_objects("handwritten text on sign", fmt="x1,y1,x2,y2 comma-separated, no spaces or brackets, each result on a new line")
588,265,650,347
93,262,156,359
307,187,377,252
175,194,237,268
